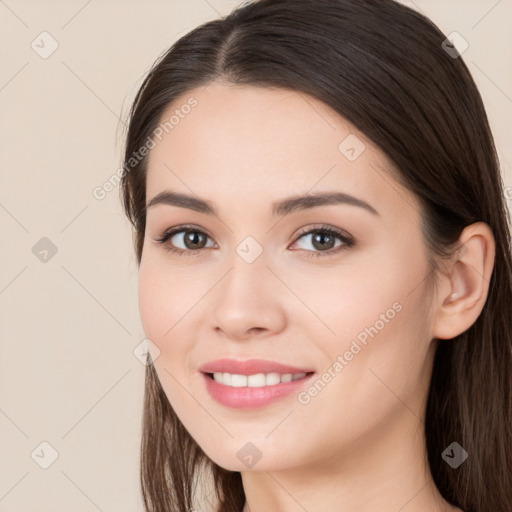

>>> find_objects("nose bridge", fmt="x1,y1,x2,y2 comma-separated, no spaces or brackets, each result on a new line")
234,234,266,267
209,233,286,338
222,234,269,297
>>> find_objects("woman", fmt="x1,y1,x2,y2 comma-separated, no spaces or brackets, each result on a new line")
119,0,512,511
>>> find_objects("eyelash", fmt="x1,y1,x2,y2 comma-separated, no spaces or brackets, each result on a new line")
153,224,355,258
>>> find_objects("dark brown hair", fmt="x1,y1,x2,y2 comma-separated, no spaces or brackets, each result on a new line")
119,1,512,511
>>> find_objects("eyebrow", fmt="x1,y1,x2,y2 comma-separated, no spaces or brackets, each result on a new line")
146,190,379,217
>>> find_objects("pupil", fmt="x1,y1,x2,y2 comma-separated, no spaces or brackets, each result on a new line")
186,231,205,249
313,232,334,250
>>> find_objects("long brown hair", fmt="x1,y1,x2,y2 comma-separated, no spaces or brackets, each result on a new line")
119,1,512,510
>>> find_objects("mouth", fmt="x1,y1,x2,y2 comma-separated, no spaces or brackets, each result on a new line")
201,370,316,409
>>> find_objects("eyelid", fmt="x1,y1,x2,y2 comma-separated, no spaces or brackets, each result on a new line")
293,224,353,243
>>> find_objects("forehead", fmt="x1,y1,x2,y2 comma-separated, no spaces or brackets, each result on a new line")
145,82,417,221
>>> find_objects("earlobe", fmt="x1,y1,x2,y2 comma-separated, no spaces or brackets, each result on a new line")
433,222,495,340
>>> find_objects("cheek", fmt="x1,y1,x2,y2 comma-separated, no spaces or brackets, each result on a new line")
313,256,432,410
308,243,432,382
137,258,213,385
284,248,424,345
138,265,167,346
137,261,190,359
137,264,196,409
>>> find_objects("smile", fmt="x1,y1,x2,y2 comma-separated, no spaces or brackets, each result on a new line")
202,371,315,409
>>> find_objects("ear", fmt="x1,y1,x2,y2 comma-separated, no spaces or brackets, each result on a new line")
433,222,496,340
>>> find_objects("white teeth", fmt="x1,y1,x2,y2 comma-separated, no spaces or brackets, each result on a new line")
231,374,247,387
211,371,309,387
265,372,281,385
247,373,265,387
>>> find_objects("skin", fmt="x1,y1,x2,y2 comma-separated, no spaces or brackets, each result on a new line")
138,81,494,512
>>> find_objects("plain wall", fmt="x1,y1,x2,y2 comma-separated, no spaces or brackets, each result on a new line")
1,0,511,510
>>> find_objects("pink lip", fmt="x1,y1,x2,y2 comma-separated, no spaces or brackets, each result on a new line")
198,358,316,409
198,358,314,375
201,372,315,409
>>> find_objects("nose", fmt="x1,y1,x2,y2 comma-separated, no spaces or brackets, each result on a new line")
210,255,287,342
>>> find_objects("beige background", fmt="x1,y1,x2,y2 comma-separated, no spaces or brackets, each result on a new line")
1,1,511,511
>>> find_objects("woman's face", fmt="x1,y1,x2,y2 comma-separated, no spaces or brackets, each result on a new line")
138,82,437,472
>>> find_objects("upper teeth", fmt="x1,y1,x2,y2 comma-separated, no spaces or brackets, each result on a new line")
212,372,307,387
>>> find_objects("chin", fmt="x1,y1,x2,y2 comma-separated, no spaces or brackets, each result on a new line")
202,444,295,473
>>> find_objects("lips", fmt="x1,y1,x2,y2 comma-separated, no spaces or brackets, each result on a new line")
201,369,316,409
198,358,315,376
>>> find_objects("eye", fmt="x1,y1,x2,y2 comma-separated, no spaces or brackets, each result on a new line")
153,225,216,256
290,224,355,258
